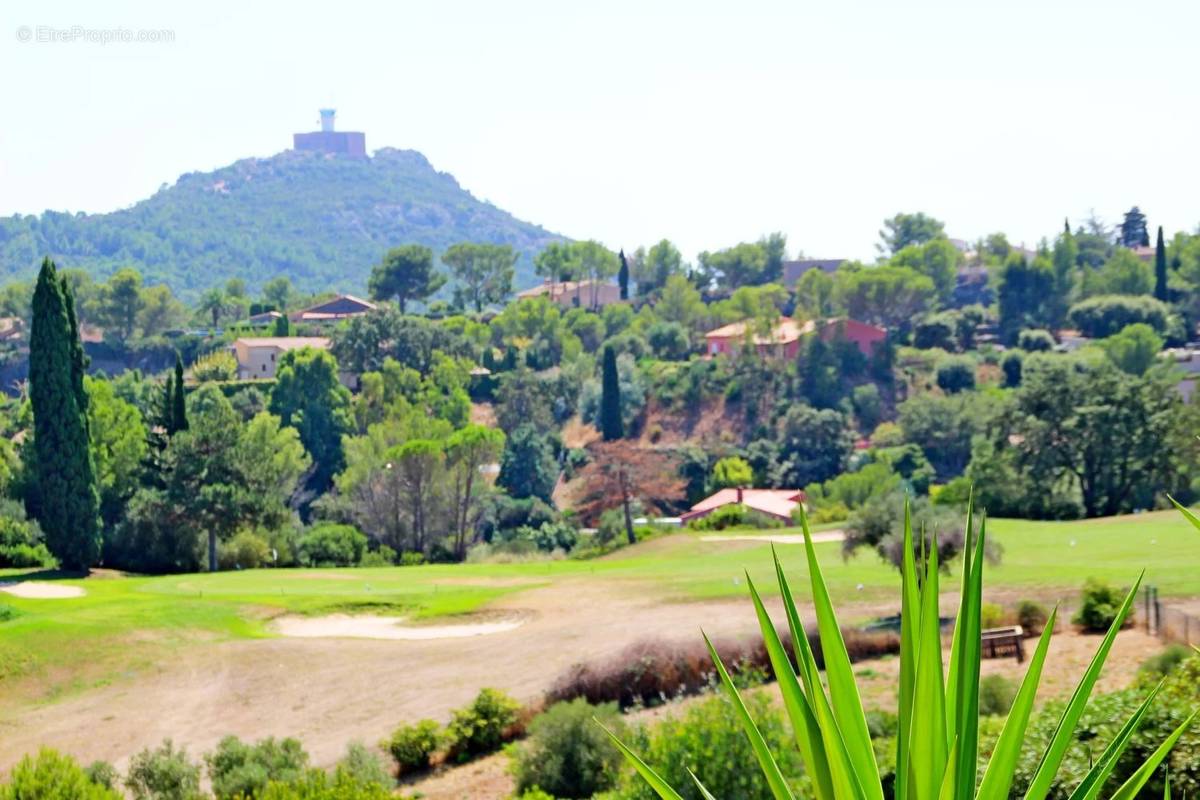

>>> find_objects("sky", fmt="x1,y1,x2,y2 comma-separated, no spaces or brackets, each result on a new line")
1,0,1198,265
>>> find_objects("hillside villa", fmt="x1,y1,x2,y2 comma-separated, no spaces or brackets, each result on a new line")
233,336,331,379
288,294,377,325
704,316,886,359
681,487,805,525
516,279,622,310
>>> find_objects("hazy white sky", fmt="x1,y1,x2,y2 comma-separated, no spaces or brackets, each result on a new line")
1,0,1197,264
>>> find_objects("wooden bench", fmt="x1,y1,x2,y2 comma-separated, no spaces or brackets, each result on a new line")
981,625,1026,663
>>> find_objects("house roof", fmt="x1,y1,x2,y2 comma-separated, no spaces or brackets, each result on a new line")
705,317,812,344
516,279,618,299
781,259,846,283
291,294,377,321
685,488,804,520
235,336,330,351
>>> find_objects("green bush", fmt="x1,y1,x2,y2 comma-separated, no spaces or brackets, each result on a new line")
980,602,1006,629
125,739,203,800
935,355,976,394
0,500,55,569
205,736,309,800
384,719,440,774
606,693,806,800
256,770,394,799
1073,578,1130,633
332,743,390,790
296,524,367,567
84,761,119,791
444,688,523,763
511,699,624,799
690,504,783,531
217,529,273,570
0,748,122,799
1016,599,1049,635
1000,350,1023,387
357,546,395,567
1139,644,1191,682
1017,328,1055,352
978,674,1017,716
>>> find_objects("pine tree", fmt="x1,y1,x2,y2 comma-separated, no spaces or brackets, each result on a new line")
28,258,101,570
600,345,623,441
618,249,630,300
171,353,188,434
1154,226,1168,302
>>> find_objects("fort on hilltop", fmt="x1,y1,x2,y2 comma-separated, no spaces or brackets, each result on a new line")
292,108,366,157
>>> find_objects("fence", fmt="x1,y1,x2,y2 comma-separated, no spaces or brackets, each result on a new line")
1144,584,1200,648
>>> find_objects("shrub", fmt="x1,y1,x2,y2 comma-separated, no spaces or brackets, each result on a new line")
935,355,976,394
1073,578,1130,633
0,748,122,799
296,524,367,567
384,719,441,774
191,350,239,382
646,321,691,361
0,500,55,568
217,529,273,570
981,601,1006,629
205,736,309,800
1000,350,1024,387
852,383,883,430
357,545,396,567
510,699,625,798
1017,328,1055,352
606,693,805,800
1016,599,1049,636
1068,293,1172,338
332,743,391,790
125,739,203,800
398,551,425,567
0,603,20,623
1139,644,1191,682
443,688,523,763
690,504,783,531
256,770,394,799
84,761,119,791
710,456,753,490
978,674,1017,716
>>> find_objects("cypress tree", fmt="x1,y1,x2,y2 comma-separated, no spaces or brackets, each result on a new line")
1063,218,1071,236
618,249,630,300
172,353,188,433
600,345,623,441
1154,226,1168,302
29,258,101,570
272,314,290,337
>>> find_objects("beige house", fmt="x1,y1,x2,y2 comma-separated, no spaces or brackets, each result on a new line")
234,336,331,379
516,279,622,310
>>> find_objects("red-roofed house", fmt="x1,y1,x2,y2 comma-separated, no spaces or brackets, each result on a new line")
680,487,805,525
704,317,885,360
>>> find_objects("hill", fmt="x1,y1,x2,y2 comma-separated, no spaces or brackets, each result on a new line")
0,148,564,298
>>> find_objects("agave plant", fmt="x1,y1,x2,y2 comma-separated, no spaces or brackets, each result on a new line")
606,501,1196,800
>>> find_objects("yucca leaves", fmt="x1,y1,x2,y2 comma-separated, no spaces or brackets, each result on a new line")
599,722,684,800
608,496,1192,800
1023,573,1144,800
976,606,1058,800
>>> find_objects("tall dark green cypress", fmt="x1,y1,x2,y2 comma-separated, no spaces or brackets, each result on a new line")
172,353,188,433
600,345,623,441
272,314,290,337
617,249,630,300
1154,226,1168,302
29,258,101,570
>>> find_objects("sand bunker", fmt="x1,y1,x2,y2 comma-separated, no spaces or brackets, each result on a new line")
699,530,844,545
274,613,525,641
0,581,86,599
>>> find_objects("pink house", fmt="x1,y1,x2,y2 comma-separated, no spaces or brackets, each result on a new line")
680,487,806,526
704,317,886,360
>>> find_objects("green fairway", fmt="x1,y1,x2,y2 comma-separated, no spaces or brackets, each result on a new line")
1,509,1195,705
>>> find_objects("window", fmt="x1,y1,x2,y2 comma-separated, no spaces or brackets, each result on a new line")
261,364,267,372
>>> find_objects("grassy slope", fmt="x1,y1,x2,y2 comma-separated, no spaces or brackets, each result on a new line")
0,509,1193,703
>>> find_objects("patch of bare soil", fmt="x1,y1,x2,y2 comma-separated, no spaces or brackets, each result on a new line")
272,613,528,640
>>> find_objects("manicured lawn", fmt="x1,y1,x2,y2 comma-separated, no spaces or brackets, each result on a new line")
0,508,1195,703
